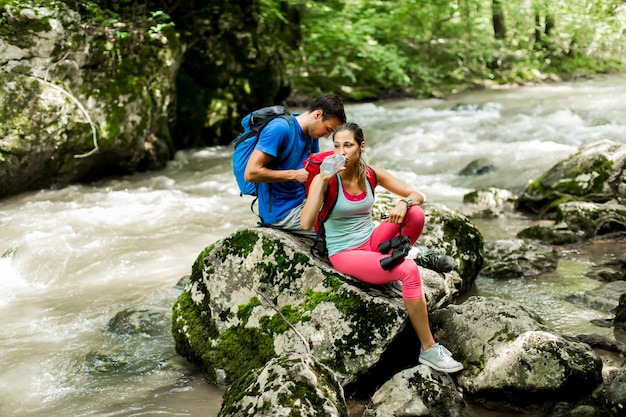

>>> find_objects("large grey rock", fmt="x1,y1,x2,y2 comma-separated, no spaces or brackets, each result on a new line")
171,226,469,387
517,140,626,216
461,187,517,218
0,0,182,198
362,365,469,417
429,296,603,405
481,238,559,278
219,353,347,417
564,280,626,314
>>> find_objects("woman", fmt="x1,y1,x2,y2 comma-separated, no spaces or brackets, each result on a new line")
301,122,463,373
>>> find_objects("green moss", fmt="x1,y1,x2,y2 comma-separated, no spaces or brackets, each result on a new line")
259,304,312,334
488,329,517,343
171,290,218,375
219,366,261,416
299,281,401,372
218,230,259,260
0,74,42,122
557,157,613,196
278,380,325,413
256,235,310,289
237,297,261,323
211,326,276,384
190,244,214,283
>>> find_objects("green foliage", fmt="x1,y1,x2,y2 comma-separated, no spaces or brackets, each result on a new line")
265,0,626,99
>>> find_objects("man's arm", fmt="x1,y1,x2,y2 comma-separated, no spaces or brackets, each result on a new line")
244,149,309,183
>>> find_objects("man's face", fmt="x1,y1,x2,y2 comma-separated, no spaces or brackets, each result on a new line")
313,112,341,138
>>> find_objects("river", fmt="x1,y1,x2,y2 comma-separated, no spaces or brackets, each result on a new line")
1,75,625,417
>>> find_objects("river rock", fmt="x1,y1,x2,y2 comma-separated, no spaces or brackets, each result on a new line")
564,280,626,314
481,238,559,278
218,353,347,417
362,365,469,417
614,293,626,330
429,296,603,405
461,187,517,218
516,220,582,245
172,212,482,387
107,308,166,336
516,139,626,216
0,0,182,198
459,158,495,176
604,365,626,414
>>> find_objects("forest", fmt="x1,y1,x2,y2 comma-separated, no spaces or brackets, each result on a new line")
263,0,626,100
61,0,626,102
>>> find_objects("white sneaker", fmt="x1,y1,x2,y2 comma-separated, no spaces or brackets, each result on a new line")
406,246,420,260
419,343,464,373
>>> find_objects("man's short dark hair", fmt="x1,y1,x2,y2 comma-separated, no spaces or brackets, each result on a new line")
307,94,346,124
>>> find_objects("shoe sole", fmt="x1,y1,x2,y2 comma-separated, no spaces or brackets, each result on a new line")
418,357,464,373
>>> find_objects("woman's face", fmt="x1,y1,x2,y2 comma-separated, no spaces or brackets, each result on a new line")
333,130,365,167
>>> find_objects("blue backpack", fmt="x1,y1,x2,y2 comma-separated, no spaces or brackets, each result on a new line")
232,105,295,197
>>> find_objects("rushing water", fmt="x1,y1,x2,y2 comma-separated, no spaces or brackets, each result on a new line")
1,75,625,417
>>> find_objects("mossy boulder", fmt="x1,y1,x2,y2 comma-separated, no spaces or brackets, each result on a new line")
0,0,182,198
171,225,475,387
363,365,469,417
219,353,348,417
481,238,559,279
429,296,603,406
418,203,484,292
172,228,408,387
516,140,626,218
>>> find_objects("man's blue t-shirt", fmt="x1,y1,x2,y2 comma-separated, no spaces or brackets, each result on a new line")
255,117,320,224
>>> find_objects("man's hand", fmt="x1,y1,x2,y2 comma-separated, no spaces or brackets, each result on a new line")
294,168,309,183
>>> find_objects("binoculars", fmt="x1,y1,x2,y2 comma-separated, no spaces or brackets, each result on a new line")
378,234,411,270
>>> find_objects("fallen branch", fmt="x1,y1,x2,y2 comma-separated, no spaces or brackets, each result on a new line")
28,75,99,158
255,290,311,355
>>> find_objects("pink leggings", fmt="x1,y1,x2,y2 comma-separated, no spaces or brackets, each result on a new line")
329,206,426,300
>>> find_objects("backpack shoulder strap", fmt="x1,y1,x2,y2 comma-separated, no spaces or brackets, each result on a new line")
318,175,339,225
366,166,377,191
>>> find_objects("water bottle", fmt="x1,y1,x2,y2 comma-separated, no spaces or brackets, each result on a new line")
320,154,346,175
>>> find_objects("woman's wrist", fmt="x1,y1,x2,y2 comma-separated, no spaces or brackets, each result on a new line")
396,192,426,208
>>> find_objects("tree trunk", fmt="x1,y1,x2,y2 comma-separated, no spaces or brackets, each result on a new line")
492,0,506,39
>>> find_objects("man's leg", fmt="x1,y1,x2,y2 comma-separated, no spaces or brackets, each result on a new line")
268,200,317,238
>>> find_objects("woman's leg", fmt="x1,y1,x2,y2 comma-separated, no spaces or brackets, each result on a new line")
404,298,435,350
330,250,424,299
330,244,463,372
330,249,434,350
370,205,425,247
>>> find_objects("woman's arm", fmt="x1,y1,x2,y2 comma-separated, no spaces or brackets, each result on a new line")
372,166,426,224
301,173,332,230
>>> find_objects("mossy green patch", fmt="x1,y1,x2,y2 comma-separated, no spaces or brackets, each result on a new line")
300,282,400,372
190,244,214,284
211,325,276,384
237,296,261,322
257,235,310,289
219,366,261,416
558,157,613,196
218,230,259,260
171,290,217,374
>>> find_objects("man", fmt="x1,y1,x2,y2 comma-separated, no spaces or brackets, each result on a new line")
244,94,346,236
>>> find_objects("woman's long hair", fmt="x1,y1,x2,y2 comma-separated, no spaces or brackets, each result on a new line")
334,122,369,192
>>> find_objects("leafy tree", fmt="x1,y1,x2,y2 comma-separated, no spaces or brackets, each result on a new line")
269,0,626,100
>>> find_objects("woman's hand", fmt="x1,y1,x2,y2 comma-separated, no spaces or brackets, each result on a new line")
387,200,409,224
